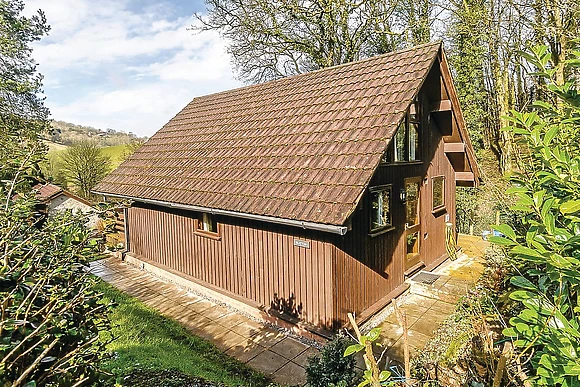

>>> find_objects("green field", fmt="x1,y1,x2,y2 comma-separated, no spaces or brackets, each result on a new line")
46,141,127,168
100,144,127,166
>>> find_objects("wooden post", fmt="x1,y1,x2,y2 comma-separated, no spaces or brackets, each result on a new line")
394,303,412,382
347,313,381,387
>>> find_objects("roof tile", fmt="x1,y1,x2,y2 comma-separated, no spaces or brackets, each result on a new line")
95,42,441,225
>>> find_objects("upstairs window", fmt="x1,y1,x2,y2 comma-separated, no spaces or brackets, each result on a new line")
370,185,393,234
381,101,421,164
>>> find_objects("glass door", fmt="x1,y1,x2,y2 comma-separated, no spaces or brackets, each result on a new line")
404,177,421,271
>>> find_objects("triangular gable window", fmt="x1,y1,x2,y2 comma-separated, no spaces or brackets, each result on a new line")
381,101,421,164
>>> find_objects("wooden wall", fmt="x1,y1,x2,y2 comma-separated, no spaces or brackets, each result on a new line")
331,86,457,326
127,203,336,329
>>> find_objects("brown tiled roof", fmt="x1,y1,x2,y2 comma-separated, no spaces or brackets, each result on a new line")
95,42,442,226
34,183,63,201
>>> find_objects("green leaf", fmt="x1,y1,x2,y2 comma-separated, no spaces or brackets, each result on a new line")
544,126,559,144
379,370,391,381
511,245,544,260
344,344,364,357
491,224,517,241
511,276,538,290
560,201,580,214
489,236,516,246
366,327,381,342
510,290,536,302
358,379,371,387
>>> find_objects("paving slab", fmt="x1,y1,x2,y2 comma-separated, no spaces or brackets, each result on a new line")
293,347,319,368
226,342,266,363
247,350,289,376
273,361,308,386
270,337,309,360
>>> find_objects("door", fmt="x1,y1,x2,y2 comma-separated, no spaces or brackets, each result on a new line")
404,177,422,271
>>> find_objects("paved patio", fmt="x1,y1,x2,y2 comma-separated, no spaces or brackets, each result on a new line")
90,234,487,386
363,234,488,367
90,259,315,386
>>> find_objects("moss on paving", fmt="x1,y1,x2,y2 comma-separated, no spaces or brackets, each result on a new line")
96,281,270,387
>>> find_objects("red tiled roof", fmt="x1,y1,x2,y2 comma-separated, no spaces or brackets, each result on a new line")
95,42,442,226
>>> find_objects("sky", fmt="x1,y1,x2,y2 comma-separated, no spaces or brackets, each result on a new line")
24,0,243,137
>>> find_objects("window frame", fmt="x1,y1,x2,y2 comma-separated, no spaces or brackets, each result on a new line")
432,175,446,213
369,184,394,236
194,212,221,240
380,102,422,165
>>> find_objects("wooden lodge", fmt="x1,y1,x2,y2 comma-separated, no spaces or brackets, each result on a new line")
94,42,480,334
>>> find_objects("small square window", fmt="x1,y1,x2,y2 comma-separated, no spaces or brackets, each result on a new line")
432,176,445,210
370,185,392,233
195,212,221,239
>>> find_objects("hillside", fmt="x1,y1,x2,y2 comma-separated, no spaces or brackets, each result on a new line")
46,120,147,147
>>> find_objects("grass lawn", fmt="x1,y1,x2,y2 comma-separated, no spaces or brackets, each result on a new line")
95,281,270,387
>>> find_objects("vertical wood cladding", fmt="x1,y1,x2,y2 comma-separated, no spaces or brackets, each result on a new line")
331,88,457,326
127,204,336,329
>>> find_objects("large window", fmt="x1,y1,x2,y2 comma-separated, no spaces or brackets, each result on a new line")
370,185,393,233
432,176,445,211
381,103,421,164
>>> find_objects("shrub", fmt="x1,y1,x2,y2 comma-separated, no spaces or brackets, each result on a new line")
490,45,580,386
0,192,113,386
306,335,358,387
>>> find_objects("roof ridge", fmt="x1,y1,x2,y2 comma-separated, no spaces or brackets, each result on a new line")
190,41,443,102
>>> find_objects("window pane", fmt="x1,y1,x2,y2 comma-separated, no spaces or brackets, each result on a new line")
433,176,445,209
394,121,406,162
380,144,393,164
370,187,391,231
202,213,217,233
407,231,420,258
409,122,419,161
405,181,419,226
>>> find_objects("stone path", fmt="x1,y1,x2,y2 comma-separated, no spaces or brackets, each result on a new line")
90,234,487,385
90,259,316,386
363,234,488,367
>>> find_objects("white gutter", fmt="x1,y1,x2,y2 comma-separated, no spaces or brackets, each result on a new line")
93,191,349,236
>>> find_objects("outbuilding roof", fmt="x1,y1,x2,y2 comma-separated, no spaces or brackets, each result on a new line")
95,42,444,226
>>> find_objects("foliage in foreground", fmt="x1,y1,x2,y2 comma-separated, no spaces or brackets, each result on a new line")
490,45,580,386
306,335,357,387
0,193,112,386
1,1,115,385
95,281,269,387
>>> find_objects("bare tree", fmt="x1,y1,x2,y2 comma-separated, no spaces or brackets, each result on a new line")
194,0,410,83
60,141,111,199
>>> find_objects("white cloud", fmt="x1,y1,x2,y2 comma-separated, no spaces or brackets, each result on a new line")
24,0,242,137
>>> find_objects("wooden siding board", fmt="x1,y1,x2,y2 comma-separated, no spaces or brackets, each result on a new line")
127,203,335,328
